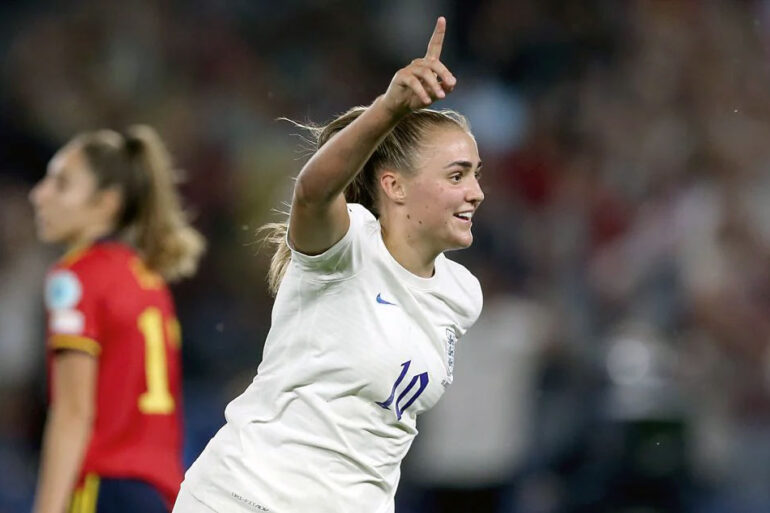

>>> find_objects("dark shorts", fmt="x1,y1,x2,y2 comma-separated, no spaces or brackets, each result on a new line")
69,473,170,513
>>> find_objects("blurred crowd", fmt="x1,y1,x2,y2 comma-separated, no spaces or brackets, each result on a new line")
3,1,770,512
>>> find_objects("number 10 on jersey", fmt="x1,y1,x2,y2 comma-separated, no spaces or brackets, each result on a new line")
376,360,429,421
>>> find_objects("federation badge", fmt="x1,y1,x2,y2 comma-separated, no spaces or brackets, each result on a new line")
45,270,82,311
442,327,458,387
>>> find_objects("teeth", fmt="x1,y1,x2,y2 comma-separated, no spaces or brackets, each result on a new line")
456,212,473,220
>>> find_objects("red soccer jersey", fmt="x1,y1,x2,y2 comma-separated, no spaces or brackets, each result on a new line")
44,241,184,508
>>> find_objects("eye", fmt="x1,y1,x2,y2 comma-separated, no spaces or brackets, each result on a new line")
449,172,462,183
474,170,482,181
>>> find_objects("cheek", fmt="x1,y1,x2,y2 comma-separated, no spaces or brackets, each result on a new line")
420,197,458,232
408,182,459,225
416,190,448,218
436,188,464,214
61,187,93,211
50,192,90,226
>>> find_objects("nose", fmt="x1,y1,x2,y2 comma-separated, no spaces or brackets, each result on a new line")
29,179,47,208
467,176,484,206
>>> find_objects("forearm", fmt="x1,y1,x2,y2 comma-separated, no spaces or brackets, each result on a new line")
33,410,92,513
294,96,404,205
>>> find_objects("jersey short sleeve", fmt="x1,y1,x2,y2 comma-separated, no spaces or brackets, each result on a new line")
45,267,101,356
287,203,374,281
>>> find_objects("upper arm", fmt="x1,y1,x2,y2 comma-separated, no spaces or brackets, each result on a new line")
286,99,402,255
46,266,102,354
50,350,98,421
288,183,350,255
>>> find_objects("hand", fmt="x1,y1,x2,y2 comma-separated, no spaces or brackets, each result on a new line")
381,16,457,116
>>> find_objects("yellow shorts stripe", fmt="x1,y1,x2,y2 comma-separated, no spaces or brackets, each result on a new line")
82,473,100,513
68,487,81,513
69,473,100,513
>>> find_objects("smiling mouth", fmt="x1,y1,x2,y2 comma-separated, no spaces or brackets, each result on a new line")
454,212,473,222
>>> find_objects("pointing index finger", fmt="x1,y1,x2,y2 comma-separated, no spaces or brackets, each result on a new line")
425,16,446,60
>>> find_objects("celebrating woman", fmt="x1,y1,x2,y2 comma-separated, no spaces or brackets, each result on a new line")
176,17,483,513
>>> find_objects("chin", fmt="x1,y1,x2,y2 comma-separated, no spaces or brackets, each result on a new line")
36,228,53,243
447,234,473,251
38,228,66,245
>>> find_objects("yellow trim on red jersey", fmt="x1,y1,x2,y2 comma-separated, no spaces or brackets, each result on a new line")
58,243,92,268
129,257,164,290
167,317,182,349
49,335,101,356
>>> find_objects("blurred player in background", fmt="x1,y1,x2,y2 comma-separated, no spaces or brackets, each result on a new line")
30,126,205,513
174,17,484,513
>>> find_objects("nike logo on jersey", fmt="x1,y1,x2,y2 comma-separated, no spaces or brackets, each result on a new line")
376,293,397,306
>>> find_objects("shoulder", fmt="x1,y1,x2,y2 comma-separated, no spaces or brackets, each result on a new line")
346,203,377,227
440,255,482,299
286,203,378,279
57,242,134,276
346,203,381,248
437,255,483,327
47,242,137,298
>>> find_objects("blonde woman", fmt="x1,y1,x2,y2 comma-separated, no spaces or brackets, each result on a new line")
176,17,483,513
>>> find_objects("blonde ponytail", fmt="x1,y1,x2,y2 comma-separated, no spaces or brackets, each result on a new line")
258,222,291,296
124,125,205,282
76,125,205,282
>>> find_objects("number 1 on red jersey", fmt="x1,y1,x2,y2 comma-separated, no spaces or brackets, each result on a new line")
137,307,175,414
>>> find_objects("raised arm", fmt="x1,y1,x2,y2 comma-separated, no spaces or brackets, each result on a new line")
289,16,456,255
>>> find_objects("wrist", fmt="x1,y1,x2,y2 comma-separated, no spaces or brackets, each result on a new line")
372,95,410,122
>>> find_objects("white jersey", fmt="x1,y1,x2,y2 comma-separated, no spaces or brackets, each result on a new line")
182,204,482,513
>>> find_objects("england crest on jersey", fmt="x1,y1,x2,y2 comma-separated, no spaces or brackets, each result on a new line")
441,327,458,388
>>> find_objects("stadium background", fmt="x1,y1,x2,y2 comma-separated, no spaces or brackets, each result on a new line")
3,1,770,512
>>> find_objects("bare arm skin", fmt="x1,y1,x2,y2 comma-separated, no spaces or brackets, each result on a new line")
289,16,456,255
32,351,97,513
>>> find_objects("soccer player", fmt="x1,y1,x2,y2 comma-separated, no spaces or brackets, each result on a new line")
174,17,484,513
30,126,205,513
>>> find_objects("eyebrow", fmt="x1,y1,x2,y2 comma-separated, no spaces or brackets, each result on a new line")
445,160,483,169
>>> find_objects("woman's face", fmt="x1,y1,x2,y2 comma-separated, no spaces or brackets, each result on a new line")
30,144,113,246
402,126,484,253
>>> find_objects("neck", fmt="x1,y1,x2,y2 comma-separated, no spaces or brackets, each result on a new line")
380,220,438,278
66,224,115,253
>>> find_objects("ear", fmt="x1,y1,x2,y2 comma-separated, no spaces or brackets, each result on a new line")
379,169,407,205
94,186,123,222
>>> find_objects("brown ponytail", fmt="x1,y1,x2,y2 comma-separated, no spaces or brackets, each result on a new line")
76,125,205,282
261,105,470,296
